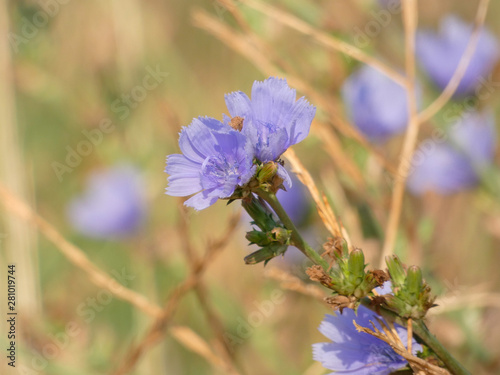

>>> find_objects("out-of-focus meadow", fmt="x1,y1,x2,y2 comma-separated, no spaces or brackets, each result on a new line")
1,0,500,374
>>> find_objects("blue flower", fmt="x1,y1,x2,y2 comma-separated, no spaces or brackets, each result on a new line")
276,170,311,227
224,77,316,185
165,117,256,210
67,165,146,239
407,110,496,195
416,15,499,97
342,65,412,142
313,306,422,375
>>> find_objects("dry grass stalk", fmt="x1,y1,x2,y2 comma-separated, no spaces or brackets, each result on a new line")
417,0,491,124
111,212,240,375
284,149,342,238
0,183,163,318
354,319,451,375
241,0,406,87
379,0,491,268
178,203,241,373
169,325,239,374
265,267,326,301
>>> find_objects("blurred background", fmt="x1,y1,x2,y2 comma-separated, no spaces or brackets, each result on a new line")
1,0,500,374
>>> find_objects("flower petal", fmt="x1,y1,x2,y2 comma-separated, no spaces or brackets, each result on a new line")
250,77,296,128
224,91,253,120
286,97,316,145
184,189,219,210
179,117,220,162
277,164,292,189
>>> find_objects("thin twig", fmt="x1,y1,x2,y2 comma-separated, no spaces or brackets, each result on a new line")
378,0,491,268
215,0,297,75
177,203,242,374
111,212,240,375
284,149,342,238
241,0,406,87
265,267,326,302
169,325,236,373
417,0,491,124
354,320,451,375
0,183,163,318
378,0,419,268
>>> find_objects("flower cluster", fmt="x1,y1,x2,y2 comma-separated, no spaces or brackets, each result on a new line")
165,77,316,210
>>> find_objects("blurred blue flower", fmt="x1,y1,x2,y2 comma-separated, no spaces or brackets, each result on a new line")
407,110,496,195
165,117,255,210
342,65,412,142
276,171,311,227
416,15,499,97
313,306,421,375
68,165,146,239
224,77,316,184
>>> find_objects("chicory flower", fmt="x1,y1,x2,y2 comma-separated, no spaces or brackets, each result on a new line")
224,77,316,185
407,110,496,195
313,306,421,375
67,165,146,239
342,65,412,142
416,15,499,97
165,117,255,210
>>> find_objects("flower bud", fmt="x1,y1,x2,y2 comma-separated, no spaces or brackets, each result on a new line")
257,162,278,184
242,196,276,231
348,249,365,280
406,265,423,296
244,243,288,265
385,255,406,287
270,227,292,245
245,230,272,246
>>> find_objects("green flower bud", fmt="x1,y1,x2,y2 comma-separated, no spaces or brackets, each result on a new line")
385,255,406,287
406,265,423,296
257,162,278,184
348,249,365,279
245,230,272,246
244,243,288,265
270,227,292,245
242,196,276,231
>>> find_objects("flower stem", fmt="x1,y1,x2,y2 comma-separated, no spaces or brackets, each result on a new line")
412,320,471,375
359,298,470,375
254,189,330,270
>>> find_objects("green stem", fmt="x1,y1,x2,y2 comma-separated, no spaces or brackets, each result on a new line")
254,189,330,270
412,320,471,375
359,299,470,375
255,189,469,375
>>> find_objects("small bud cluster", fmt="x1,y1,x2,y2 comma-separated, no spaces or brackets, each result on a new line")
308,238,389,310
383,255,436,319
242,196,291,265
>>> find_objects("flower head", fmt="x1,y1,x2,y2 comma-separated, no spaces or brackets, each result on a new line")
224,77,316,165
313,306,421,375
416,15,499,96
165,117,255,210
407,110,496,195
67,165,146,239
342,65,412,142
